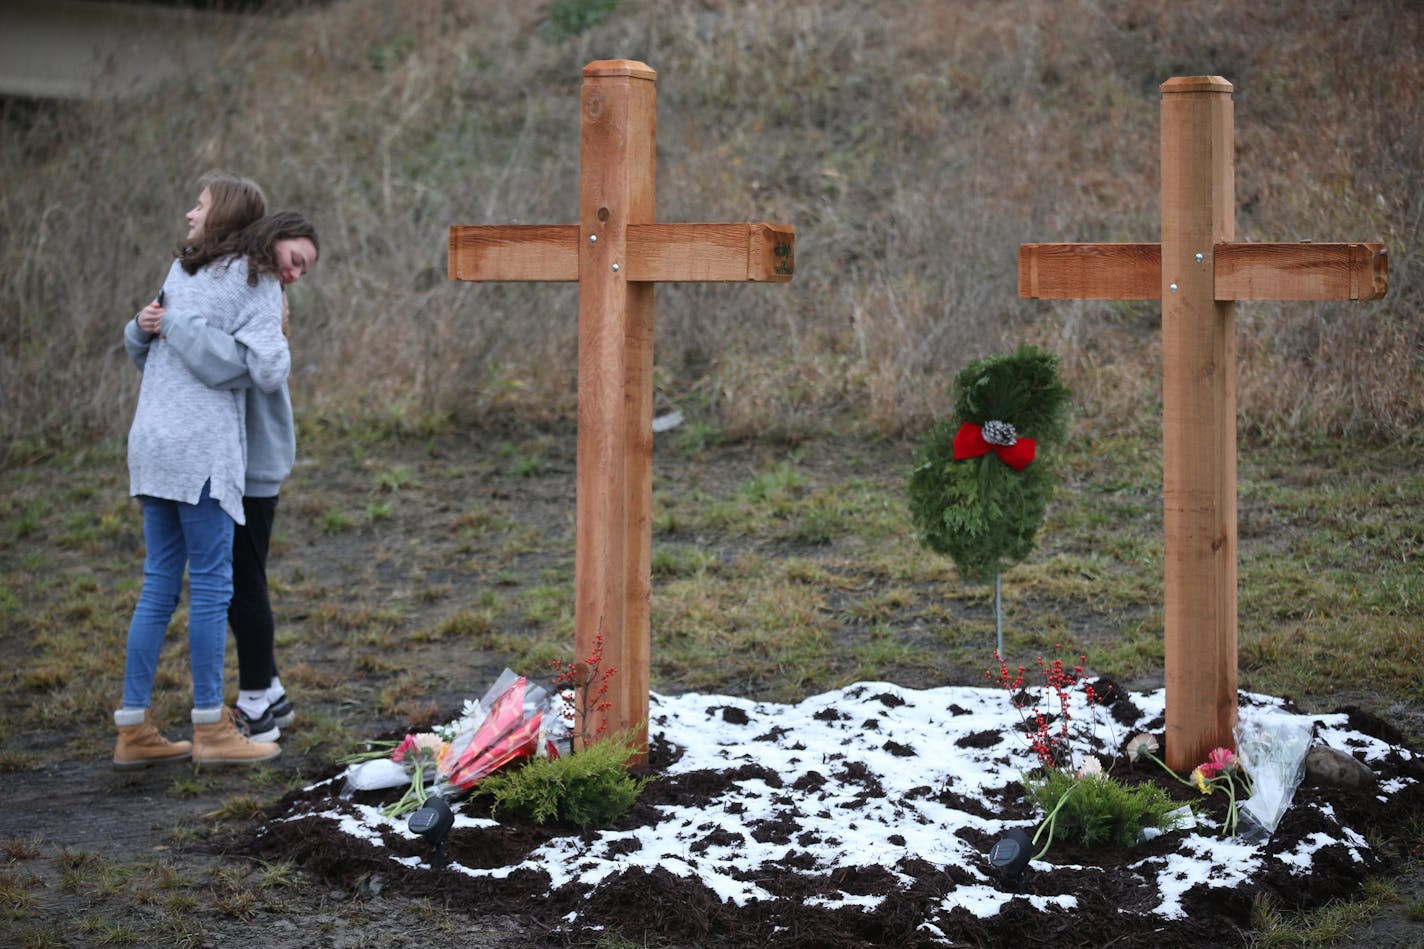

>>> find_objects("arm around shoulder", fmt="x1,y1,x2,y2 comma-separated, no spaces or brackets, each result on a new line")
233,278,291,394
162,310,256,390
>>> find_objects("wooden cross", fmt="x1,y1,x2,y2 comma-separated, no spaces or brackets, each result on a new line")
1019,77,1387,770
447,60,795,754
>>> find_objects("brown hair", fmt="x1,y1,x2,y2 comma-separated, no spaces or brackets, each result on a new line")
181,210,320,286
198,171,267,240
174,171,266,262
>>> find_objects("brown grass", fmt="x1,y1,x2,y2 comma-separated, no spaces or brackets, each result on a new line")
1,0,1420,463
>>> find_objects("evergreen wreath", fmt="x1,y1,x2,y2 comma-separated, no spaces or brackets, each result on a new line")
908,344,1071,585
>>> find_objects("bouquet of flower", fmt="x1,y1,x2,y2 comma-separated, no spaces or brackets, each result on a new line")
1128,732,1257,838
340,668,570,819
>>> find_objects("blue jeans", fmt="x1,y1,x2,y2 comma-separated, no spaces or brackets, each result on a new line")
122,482,234,710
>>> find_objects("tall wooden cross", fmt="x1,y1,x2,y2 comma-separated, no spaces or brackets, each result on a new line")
1019,76,1387,770
447,60,795,754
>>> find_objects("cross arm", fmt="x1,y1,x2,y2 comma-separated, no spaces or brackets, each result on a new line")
1018,242,1387,301
632,223,795,282
448,222,795,283
1018,242,1160,300
1214,242,1387,301
448,225,578,281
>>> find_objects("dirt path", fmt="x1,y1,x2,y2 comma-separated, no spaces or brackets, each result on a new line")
0,741,536,946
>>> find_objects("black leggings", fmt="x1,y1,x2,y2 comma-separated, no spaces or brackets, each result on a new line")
230,495,280,692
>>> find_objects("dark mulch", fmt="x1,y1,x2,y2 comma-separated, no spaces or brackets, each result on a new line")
242,704,1424,948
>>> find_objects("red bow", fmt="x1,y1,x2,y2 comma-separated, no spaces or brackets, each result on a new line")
952,422,1036,471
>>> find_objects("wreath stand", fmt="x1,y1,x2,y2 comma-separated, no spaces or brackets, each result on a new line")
908,345,1071,656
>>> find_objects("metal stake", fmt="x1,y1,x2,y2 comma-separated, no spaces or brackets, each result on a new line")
995,572,1003,656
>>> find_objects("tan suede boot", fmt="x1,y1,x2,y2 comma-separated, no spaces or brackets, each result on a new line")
191,706,281,767
113,708,192,770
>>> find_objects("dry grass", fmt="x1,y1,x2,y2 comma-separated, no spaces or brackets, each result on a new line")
1,0,1420,463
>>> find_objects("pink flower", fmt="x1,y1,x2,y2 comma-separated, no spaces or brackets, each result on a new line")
389,733,444,765
389,734,419,764
1198,746,1239,779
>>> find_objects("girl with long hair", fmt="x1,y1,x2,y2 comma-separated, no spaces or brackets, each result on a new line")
115,177,305,769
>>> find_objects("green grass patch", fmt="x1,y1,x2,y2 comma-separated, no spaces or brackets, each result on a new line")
1250,884,1401,946
372,465,419,493
420,608,501,644
1,431,1421,938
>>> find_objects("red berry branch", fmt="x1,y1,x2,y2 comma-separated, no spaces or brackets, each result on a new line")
551,628,618,749
985,645,1095,771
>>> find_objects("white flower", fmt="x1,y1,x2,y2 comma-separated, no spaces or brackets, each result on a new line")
1076,755,1103,778
434,699,490,741
1126,732,1159,762
411,732,444,753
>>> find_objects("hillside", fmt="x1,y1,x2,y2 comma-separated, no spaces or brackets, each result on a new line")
2,0,1420,460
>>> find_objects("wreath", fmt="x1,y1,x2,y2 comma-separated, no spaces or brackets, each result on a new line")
908,345,1071,585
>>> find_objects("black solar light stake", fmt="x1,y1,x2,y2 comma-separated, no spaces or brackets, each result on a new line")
407,796,454,868
987,827,1033,882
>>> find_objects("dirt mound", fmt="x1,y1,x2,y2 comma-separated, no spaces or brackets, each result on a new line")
243,693,1424,948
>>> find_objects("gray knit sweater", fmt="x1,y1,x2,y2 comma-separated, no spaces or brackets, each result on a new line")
126,257,288,524
124,288,295,498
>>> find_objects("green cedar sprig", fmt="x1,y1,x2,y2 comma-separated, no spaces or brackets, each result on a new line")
1026,768,1186,853
472,729,649,828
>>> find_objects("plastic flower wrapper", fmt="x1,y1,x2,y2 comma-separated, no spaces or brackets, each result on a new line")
337,668,568,818
442,674,551,792
1233,712,1313,842
338,732,444,794
434,668,522,750
342,756,411,792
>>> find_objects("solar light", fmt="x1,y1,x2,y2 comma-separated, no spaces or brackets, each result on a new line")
407,795,454,868
987,827,1033,881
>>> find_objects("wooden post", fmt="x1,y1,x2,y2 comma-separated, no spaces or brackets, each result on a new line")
448,61,796,756
1159,77,1238,769
1017,76,1387,770
576,61,657,753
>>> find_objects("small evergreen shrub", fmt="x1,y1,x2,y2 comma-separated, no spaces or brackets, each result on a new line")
1027,768,1185,849
472,731,650,828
